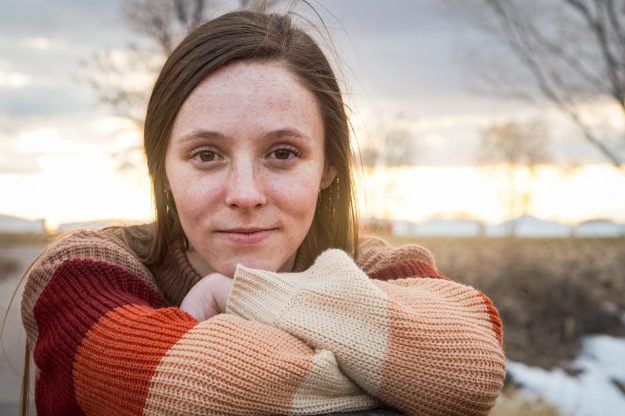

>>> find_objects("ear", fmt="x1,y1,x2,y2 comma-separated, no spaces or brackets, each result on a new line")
319,164,337,190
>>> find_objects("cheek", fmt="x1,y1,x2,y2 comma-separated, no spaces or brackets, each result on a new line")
268,168,321,222
174,189,203,221
175,182,221,228
166,164,217,226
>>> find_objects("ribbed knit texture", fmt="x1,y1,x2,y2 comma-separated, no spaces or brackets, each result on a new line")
21,226,505,416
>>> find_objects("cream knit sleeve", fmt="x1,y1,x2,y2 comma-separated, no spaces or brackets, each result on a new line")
226,249,505,416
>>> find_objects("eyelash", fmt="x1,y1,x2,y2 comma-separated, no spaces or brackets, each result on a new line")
188,146,221,162
187,146,303,163
268,146,302,160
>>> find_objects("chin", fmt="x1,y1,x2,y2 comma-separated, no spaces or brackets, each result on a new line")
218,258,279,278
238,258,278,272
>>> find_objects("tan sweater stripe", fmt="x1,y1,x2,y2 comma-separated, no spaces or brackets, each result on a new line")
144,314,313,415
291,349,381,414
376,279,506,416
21,230,159,347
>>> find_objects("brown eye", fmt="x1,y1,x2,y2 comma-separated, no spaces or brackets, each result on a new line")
269,147,301,161
198,150,217,162
274,149,293,160
189,146,220,163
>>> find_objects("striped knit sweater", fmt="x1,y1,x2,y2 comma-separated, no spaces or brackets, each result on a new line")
21,226,505,416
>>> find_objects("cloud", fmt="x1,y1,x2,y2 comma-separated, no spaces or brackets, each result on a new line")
0,122,128,174
318,0,443,35
0,70,31,88
0,83,95,118
0,138,41,174
24,36,52,50
0,154,42,174
1,0,129,44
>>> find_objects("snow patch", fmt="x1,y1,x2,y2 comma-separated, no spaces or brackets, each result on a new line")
507,335,625,416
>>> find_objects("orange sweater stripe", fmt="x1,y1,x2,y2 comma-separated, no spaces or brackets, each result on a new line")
73,304,196,416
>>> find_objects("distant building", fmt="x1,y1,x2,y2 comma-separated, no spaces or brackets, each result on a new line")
57,219,144,234
412,218,484,237
0,214,46,234
486,215,571,238
360,218,393,235
391,220,416,237
574,219,625,237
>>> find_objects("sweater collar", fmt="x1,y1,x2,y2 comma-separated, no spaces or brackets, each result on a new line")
150,238,202,307
152,239,309,306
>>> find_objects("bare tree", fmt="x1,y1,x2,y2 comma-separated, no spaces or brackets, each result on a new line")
478,119,551,235
81,0,282,169
359,114,419,219
360,115,419,169
82,1,215,129
452,0,625,171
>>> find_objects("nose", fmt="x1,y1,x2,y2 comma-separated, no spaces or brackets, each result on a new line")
224,161,267,209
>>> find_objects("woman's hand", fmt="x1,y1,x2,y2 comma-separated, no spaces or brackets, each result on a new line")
180,272,234,321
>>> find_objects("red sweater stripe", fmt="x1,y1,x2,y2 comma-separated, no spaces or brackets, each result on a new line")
33,259,165,415
478,292,504,347
368,259,448,281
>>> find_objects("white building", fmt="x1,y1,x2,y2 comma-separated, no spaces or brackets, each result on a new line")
486,215,571,238
57,219,144,234
391,220,416,237
0,214,46,234
412,219,484,237
574,219,625,237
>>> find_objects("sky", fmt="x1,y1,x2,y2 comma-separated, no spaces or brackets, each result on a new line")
1,0,625,227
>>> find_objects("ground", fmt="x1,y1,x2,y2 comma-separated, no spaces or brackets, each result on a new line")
2,234,625,415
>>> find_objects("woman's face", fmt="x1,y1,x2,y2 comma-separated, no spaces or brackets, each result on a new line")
165,61,336,277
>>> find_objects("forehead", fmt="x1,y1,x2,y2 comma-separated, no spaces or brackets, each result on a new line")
171,61,321,134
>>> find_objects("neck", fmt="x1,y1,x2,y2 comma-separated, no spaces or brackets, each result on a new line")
186,249,214,277
185,248,298,278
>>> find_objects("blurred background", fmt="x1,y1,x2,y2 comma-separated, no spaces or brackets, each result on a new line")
1,0,624,414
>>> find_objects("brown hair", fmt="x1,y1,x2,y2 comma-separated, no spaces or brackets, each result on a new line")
136,9,359,268
18,10,360,414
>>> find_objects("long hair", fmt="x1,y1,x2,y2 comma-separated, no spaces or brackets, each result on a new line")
19,9,361,414
136,9,359,268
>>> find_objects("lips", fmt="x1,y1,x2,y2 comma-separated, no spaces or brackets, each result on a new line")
220,227,271,233
217,227,276,244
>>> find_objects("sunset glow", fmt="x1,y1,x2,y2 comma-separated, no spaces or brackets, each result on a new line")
2,1,625,231
2,155,624,230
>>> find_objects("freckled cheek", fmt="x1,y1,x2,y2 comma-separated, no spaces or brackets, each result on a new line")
171,174,224,224
267,171,321,221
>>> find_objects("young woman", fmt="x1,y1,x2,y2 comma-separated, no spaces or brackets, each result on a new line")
20,9,505,416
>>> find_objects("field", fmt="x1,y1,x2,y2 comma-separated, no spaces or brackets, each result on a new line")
380,235,625,369
2,235,625,415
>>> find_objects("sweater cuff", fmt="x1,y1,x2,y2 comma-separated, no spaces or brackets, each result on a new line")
226,264,299,325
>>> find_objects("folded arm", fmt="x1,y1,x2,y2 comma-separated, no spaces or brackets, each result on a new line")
226,240,505,416
21,231,378,416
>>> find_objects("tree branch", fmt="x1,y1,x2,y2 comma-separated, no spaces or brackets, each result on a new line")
465,0,625,169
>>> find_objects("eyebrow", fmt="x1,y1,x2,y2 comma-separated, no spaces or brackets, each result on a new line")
176,128,312,143
176,130,228,143
266,128,311,141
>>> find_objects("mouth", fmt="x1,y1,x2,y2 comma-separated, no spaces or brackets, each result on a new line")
220,227,273,233
217,227,277,244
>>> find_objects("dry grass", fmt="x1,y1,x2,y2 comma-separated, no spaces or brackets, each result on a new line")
0,255,19,282
489,385,562,416
379,235,625,369
0,233,50,245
